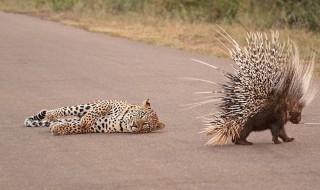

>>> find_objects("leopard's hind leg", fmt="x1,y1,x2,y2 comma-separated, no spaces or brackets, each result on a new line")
46,100,104,121
51,100,112,135
50,118,94,135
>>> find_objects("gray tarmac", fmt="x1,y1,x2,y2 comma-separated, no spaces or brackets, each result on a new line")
1,11,320,190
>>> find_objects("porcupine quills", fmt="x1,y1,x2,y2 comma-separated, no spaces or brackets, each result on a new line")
191,27,317,145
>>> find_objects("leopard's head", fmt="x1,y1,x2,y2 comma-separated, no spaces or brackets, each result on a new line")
131,99,165,133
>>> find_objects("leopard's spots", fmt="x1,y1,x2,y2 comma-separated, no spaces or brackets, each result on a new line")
24,100,165,135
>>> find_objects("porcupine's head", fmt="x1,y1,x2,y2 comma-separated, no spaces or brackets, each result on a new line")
280,44,317,125
286,97,303,124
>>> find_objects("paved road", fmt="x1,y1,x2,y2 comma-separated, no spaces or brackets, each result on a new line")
1,11,320,190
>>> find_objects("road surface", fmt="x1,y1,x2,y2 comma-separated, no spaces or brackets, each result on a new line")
1,11,320,190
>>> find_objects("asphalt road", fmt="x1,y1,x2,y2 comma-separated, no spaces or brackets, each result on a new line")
1,11,320,190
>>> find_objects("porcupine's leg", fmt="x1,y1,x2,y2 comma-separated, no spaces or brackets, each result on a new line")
270,122,283,144
235,124,253,145
279,127,294,142
79,100,112,130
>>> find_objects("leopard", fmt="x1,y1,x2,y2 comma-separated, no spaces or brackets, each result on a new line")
24,99,165,135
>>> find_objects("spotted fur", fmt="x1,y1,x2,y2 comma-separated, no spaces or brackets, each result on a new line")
24,99,165,135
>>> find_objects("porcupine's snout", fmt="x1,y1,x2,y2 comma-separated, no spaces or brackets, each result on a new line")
287,99,304,124
289,112,301,124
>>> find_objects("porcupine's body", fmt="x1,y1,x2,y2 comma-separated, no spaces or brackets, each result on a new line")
201,29,316,145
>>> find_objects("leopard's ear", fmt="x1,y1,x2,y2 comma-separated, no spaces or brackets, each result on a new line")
142,99,151,108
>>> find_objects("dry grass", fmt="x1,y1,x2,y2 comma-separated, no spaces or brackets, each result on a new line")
56,13,235,57
0,1,319,73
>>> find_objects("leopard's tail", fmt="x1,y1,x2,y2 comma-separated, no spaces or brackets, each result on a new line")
24,110,51,127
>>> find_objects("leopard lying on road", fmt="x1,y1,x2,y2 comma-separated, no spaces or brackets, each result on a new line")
24,99,165,135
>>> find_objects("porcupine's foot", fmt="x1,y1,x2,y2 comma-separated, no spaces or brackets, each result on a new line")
272,135,282,144
232,136,253,145
279,127,294,142
234,124,253,145
281,137,295,142
235,140,253,145
279,133,294,142
273,139,282,144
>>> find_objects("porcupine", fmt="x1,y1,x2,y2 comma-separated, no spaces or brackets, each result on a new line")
194,28,317,145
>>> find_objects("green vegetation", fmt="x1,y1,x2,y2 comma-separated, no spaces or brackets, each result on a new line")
0,0,319,72
1,0,319,32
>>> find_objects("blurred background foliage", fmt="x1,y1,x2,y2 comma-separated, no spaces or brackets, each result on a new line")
1,0,319,72
26,0,319,32
0,0,318,32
